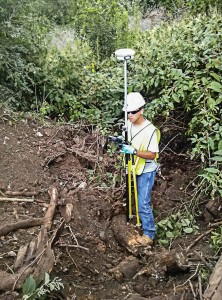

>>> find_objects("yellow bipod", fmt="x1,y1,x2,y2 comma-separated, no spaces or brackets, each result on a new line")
127,154,141,227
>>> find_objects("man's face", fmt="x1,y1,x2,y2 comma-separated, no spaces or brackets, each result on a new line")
127,107,144,123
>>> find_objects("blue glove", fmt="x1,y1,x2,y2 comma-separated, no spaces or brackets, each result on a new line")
120,144,137,155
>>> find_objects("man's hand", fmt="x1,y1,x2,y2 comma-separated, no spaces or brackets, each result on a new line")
120,145,137,155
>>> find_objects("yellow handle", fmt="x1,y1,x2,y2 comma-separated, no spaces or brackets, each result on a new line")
132,165,141,226
128,158,132,219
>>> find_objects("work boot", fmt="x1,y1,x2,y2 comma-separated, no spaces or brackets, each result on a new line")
136,234,153,246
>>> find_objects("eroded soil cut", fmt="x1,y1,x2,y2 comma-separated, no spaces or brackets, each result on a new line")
0,110,219,300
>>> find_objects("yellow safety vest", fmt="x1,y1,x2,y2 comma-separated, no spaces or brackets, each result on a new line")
127,121,160,175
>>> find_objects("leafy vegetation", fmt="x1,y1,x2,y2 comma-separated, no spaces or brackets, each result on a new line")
22,273,64,300
131,0,222,15
131,14,222,196
156,212,199,246
1,1,222,197
211,226,222,253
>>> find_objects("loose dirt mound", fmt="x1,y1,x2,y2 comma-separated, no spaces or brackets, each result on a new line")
0,110,216,299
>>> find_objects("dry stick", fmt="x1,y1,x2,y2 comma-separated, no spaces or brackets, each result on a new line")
189,280,197,299
0,197,34,202
4,191,39,197
160,133,180,154
193,250,212,270
59,244,89,252
209,220,222,228
176,263,200,288
0,218,44,237
179,290,186,300
46,128,61,145
198,272,203,300
65,247,79,270
186,229,214,251
68,225,89,251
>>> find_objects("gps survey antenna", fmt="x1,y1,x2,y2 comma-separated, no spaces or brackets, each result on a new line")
115,48,135,222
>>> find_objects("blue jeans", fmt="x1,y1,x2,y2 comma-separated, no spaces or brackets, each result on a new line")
137,171,156,239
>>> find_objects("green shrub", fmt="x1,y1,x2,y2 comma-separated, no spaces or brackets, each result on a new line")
0,1,51,110
130,14,222,159
73,0,130,59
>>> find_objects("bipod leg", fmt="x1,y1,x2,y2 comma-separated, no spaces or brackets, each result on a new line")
128,155,133,220
132,156,141,227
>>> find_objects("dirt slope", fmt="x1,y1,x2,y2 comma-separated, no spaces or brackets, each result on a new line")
0,109,216,300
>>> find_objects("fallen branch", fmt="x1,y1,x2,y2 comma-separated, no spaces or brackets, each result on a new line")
0,197,34,202
0,186,60,291
192,250,212,270
44,186,59,230
176,263,200,288
0,218,44,237
186,229,213,251
189,280,197,299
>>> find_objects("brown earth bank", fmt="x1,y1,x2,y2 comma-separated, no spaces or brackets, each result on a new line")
0,108,221,300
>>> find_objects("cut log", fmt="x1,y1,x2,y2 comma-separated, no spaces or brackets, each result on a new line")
0,218,44,237
109,256,141,282
204,254,222,300
134,248,188,280
111,214,149,256
204,198,222,221
159,247,188,274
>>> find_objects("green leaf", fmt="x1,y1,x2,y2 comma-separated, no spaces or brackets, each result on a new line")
172,94,179,102
218,141,222,150
166,231,175,238
208,137,215,150
210,72,221,82
207,98,216,109
204,168,219,174
214,150,222,156
181,219,191,226
211,156,222,162
22,275,36,296
183,227,193,234
159,239,169,246
44,273,50,285
209,81,222,93
167,221,174,229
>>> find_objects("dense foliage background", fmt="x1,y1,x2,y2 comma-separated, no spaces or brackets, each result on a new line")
1,0,222,195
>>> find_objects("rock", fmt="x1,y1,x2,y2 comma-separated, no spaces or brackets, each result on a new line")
36,131,43,137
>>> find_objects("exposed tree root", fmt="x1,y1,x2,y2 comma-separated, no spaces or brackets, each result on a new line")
0,186,61,291
0,218,44,237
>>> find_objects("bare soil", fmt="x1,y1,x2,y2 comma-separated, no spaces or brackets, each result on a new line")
0,109,217,300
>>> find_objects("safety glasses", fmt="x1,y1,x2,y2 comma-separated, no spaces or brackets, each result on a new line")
127,107,142,115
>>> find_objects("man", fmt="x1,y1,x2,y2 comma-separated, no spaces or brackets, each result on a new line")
121,92,160,246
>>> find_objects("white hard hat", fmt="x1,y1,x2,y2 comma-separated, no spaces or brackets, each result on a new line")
123,92,145,112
